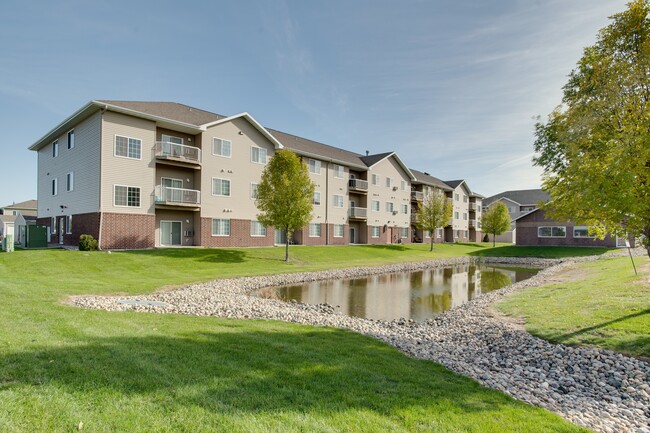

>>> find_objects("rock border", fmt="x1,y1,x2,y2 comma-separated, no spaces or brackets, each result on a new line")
71,253,649,433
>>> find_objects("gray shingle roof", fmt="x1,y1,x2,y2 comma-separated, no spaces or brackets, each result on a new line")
97,100,225,126
268,129,367,168
483,189,550,207
410,169,452,190
2,199,37,210
444,179,465,189
360,152,393,167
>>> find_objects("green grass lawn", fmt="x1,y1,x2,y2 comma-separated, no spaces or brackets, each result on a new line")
0,244,609,432
496,256,650,358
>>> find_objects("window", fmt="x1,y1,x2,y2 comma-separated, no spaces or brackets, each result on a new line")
401,180,407,191
386,202,394,213
51,216,57,234
386,177,393,188
312,191,321,206
333,194,344,208
250,183,258,200
66,172,74,192
454,211,459,219
67,130,75,149
115,135,142,159
309,223,321,237
401,204,408,214
212,219,231,236
51,178,58,196
465,230,469,238
573,226,594,238
455,193,459,201
372,174,380,185
308,159,321,174
162,134,183,145
212,178,231,196
463,195,467,203
66,215,73,234
401,227,408,238
371,200,380,212
52,140,59,157
437,228,443,238
334,164,344,178
213,138,231,157
425,230,431,238
463,213,467,220
114,185,141,207
250,221,267,237
334,224,344,237
371,226,381,238
538,226,566,238
251,146,267,164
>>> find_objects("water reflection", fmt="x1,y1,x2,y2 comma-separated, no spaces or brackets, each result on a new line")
271,265,538,322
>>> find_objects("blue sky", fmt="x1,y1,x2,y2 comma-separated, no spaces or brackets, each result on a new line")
0,0,629,207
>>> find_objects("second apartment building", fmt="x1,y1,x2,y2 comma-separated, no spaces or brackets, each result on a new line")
30,100,420,249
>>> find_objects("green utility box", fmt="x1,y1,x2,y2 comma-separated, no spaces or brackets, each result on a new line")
26,225,48,248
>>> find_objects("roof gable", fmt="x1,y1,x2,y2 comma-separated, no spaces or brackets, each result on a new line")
362,152,416,181
483,189,550,207
203,113,284,150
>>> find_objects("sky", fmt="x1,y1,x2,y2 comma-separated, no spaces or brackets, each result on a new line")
0,0,630,207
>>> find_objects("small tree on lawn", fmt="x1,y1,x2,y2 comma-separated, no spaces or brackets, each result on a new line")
481,202,511,247
415,190,453,252
256,149,315,261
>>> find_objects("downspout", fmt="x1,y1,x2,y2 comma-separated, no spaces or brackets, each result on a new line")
97,107,106,249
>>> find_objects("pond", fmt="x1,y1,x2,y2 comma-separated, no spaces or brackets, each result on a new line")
264,264,539,322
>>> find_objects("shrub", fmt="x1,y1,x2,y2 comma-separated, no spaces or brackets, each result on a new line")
79,234,98,251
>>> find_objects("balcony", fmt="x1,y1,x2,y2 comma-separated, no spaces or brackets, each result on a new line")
469,203,477,212
411,191,424,201
155,185,201,209
155,141,201,167
410,214,418,223
348,178,368,193
348,207,367,219
469,219,480,229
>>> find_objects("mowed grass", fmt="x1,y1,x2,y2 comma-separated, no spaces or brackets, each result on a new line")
0,244,608,432
496,256,650,358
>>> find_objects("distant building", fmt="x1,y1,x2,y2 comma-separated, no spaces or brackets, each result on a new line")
1,199,37,217
482,189,550,243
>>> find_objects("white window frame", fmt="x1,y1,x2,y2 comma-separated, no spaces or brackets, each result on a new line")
114,135,142,160
250,183,259,200
211,178,231,197
51,178,58,196
212,137,232,158
372,174,380,185
401,204,408,214
371,200,380,212
371,226,380,238
454,211,459,219
333,164,344,179
401,180,407,191
66,215,73,234
538,226,567,238
463,213,467,220
308,159,321,174
386,202,394,213
386,177,393,188
51,216,57,234
162,134,183,145
67,130,75,149
113,184,141,208
333,194,344,208
573,226,594,238
52,140,59,158
251,146,267,164
309,223,321,237
250,221,267,237
212,218,231,237
66,172,74,192
401,227,408,238
333,224,344,238
312,191,321,206
455,193,459,201
437,228,443,238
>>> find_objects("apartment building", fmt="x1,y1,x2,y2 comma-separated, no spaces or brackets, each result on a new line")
482,189,551,243
29,100,418,249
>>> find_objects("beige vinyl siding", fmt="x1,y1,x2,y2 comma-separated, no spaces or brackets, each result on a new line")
100,111,156,214
308,157,327,222
326,162,348,226
37,112,102,218
200,117,277,220
366,157,411,231
450,184,471,232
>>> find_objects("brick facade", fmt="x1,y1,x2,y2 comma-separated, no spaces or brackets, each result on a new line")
38,212,101,247
100,213,156,249
200,218,274,248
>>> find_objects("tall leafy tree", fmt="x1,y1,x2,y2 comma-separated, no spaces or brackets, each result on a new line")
256,149,315,261
415,190,453,252
533,0,650,257
481,202,511,247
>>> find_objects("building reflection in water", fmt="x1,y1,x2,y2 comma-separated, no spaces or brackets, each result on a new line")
275,265,538,322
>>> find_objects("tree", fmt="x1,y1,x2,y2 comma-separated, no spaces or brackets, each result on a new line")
481,202,511,247
256,149,315,261
415,190,453,252
533,0,650,257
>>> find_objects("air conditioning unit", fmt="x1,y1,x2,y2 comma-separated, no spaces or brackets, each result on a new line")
392,211,398,215
183,230,194,237
392,186,398,191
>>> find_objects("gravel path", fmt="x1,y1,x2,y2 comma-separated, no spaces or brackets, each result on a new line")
72,254,650,433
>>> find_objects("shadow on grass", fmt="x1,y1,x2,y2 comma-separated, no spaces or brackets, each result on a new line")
123,248,247,264
0,328,578,431
468,245,614,258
